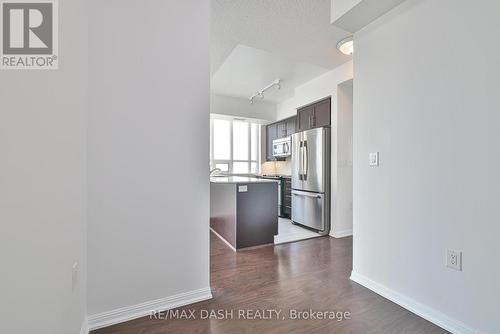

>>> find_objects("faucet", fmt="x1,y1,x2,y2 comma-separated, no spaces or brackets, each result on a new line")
210,168,222,176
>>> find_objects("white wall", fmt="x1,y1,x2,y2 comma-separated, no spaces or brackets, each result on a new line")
87,0,210,317
335,81,353,237
277,61,353,237
0,1,88,333
277,61,353,119
211,94,276,122
353,1,500,333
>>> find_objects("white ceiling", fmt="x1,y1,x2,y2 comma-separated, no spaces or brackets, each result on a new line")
211,45,328,103
211,0,353,104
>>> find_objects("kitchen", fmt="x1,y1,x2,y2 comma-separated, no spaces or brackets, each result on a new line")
209,1,354,251
209,94,346,250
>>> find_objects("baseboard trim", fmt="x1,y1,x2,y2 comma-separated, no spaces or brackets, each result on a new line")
87,287,213,331
350,271,477,334
330,228,353,238
210,227,236,251
274,234,320,245
80,318,89,334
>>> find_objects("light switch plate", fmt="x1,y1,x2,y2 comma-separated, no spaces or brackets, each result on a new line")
238,185,248,192
369,152,379,167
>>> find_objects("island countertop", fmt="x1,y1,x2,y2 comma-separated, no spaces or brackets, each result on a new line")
210,176,279,184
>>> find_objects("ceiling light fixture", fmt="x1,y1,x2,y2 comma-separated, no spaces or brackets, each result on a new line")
337,36,354,55
250,79,281,104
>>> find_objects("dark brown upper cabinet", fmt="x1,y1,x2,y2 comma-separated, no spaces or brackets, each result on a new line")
266,123,279,161
276,116,296,138
313,98,331,128
297,97,331,131
277,121,287,139
297,105,314,132
285,117,296,136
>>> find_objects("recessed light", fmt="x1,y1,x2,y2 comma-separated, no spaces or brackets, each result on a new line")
337,36,354,55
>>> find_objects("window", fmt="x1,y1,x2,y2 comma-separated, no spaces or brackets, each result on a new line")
210,118,261,174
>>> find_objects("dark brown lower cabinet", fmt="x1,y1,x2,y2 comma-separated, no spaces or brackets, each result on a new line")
210,180,278,250
282,177,292,218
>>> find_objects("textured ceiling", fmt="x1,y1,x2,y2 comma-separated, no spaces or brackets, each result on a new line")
211,0,353,74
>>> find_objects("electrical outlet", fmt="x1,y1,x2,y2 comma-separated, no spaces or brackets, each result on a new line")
446,249,462,271
72,262,79,292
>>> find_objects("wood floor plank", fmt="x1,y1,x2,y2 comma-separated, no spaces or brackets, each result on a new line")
92,233,449,334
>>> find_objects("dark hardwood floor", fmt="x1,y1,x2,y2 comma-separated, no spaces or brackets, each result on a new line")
93,233,449,334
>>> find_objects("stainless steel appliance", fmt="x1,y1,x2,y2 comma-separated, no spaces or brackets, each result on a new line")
291,127,330,233
272,137,291,158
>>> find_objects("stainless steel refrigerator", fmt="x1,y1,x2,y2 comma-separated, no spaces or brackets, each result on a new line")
291,127,330,233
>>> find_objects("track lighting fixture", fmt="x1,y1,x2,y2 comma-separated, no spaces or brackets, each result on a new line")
249,79,281,104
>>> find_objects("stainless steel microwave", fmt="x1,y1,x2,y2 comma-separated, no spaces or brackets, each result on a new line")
273,137,291,157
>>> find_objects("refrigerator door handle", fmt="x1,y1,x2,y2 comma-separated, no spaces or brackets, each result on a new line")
297,141,302,181
300,141,304,180
298,140,303,180
292,191,322,199
303,140,308,181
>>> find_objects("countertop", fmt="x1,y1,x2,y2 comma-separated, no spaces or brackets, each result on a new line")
261,174,291,179
210,176,279,184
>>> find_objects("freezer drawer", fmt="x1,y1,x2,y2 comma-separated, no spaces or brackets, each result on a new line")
291,190,325,231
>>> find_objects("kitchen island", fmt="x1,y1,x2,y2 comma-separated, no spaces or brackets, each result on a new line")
210,176,278,251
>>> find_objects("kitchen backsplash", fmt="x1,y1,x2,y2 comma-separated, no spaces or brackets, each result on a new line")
261,160,291,176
